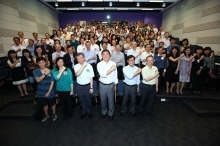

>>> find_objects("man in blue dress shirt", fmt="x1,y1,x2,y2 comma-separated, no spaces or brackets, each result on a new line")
120,55,141,117
154,47,167,93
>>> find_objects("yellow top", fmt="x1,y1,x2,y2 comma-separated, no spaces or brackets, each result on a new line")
142,65,158,85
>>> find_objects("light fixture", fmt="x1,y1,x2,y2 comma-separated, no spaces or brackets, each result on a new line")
92,7,104,10
118,0,133,2
117,8,129,10
137,2,140,6
57,0,72,1
142,8,154,10
109,2,112,6
149,0,164,2
104,7,116,10
88,0,103,1
67,8,79,10
162,3,166,7
82,2,85,6
107,15,110,19
55,2,58,7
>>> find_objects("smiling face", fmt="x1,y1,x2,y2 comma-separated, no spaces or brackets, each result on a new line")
56,58,64,68
102,51,110,62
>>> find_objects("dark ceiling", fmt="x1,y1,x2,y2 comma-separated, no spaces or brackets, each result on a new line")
43,1,174,12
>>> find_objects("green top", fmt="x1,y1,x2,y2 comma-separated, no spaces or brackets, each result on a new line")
52,68,73,91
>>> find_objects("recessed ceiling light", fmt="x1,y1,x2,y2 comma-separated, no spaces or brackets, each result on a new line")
55,2,58,7
162,2,166,7
137,2,140,7
109,2,112,6
82,2,85,6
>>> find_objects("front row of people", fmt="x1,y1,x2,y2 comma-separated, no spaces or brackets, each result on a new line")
7,49,158,122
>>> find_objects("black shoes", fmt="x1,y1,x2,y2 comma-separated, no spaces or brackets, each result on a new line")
81,114,85,119
147,111,153,116
120,112,124,116
88,114,93,119
132,112,137,117
109,116,114,121
101,114,106,119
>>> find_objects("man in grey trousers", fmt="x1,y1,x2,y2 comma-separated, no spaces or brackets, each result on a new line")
97,50,118,121
120,55,141,117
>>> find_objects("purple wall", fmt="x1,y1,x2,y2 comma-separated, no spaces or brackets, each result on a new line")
58,12,162,28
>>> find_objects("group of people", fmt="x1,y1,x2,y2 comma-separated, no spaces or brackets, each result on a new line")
8,21,215,122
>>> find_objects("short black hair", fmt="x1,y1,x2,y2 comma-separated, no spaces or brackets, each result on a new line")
32,32,38,35
55,57,65,70
127,55,135,61
170,37,176,41
76,53,85,58
36,57,46,63
28,39,34,43
13,37,20,41
101,49,111,55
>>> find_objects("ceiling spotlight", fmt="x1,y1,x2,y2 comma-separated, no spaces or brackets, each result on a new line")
109,2,112,6
107,15,110,19
55,2,58,7
82,2,85,6
162,3,166,7
137,2,140,7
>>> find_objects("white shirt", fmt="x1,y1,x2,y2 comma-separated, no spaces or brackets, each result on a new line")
90,43,100,55
123,43,131,54
97,60,118,84
141,51,154,65
123,65,140,85
96,33,103,41
54,36,66,47
127,48,141,64
161,31,165,40
153,28,158,34
20,38,29,48
77,44,86,53
74,63,94,85
162,38,170,48
7,58,22,67
46,39,54,47
100,43,111,52
11,44,24,57
52,51,66,61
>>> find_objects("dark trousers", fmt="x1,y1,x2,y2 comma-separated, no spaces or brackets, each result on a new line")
192,70,203,92
139,83,156,112
90,63,97,80
77,83,92,114
158,68,165,92
57,91,73,118
200,68,210,92
121,84,137,114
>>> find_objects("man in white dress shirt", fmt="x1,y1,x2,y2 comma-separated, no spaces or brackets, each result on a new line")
77,38,86,53
52,44,66,64
74,53,94,119
127,41,141,67
18,31,29,48
120,55,141,117
97,50,118,121
90,37,99,56
45,33,54,47
162,32,170,49
141,44,154,68
96,28,103,42
11,37,24,57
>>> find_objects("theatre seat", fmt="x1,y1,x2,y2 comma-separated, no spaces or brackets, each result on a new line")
0,68,8,87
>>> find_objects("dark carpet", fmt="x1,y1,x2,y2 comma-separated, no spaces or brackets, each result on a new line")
0,102,220,146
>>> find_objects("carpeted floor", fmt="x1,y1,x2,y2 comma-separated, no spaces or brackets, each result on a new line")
0,102,220,146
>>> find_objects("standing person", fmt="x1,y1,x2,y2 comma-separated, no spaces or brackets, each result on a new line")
33,57,57,122
120,55,141,117
41,38,53,69
90,37,100,62
138,56,159,116
179,47,196,94
64,45,77,81
70,34,78,51
45,33,54,47
127,41,141,67
141,44,154,68
154,47,167,93
33,46,50,68
52,57,74,119
11,37,24,57
33,32,42,46
54,30,66,47
74,53,94,119
83,41,97,77
21,49,37,91
26,39,35,56
77,37,86,53
7,50,28,97
191,47,204,93
97,50,118,120
165,46,184,94
18,31,29,48
52,44,66,65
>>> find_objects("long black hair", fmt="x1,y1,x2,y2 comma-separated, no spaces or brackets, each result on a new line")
169,46,180,58
21,49,34,64
183,46,192,58
203,47,212,57
34,46,46,57
8,50,18,63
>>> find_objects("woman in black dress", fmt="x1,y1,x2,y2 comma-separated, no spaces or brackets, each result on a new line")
165,46,184,94
21,49,37,91
7,50,28,97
